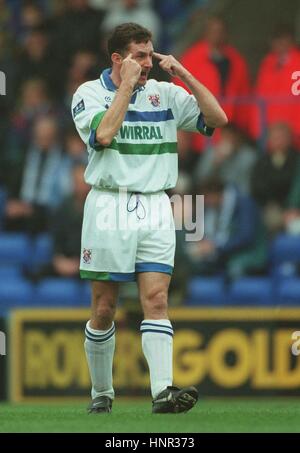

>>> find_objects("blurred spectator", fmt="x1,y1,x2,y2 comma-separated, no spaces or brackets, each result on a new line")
59,127,87,196
0,1,16,108
19,1,45,36
0,10,11,179
194,124,258,194
0,98,9,185
153,0,209,53
0,0,11,24
4,116,67,234
0,0,14,45
251,122,300,235
253,25,300,149
28,163,89,280
50,160,89,278
102,0,161,48
50,0,106,68
283,209,300,236
63,50,107,109
15,24,59,98
174,15,251,154
64,126,86,162
3,78,57,183
89,0,111,9
0,186,7,230
168,172,194,304
180,176,266,278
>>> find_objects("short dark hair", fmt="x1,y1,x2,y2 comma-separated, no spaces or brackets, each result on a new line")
107,23,152,56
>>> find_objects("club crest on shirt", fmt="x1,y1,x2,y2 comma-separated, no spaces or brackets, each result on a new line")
82,248,92,264
148,94,160,107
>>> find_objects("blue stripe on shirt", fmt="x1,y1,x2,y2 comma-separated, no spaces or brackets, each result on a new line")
125,109,174,122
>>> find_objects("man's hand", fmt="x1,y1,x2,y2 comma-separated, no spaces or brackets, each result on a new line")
120,53,142,87
198,240,216,256
53,255,80,277
153,52,188,78
96,53,141,146
154,51,228,128
187,240,216,260
5,200,33,218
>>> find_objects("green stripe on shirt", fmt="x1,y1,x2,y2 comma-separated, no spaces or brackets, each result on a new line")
109,141,177,155
91,111,106,130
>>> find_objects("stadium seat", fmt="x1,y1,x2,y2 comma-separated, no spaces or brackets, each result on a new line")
34,278,82,307
0,278,34,315
186,277,226,305
31,233,54,269
277,278,300,305
80,281,92,306
0,233,31,266
270,234,300,265
228,277,273,305
0,265,22,279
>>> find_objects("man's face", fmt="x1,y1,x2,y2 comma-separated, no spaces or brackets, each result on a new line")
34,118,58,150
205,19,227,47
272,35,293,55
125,40,154,85
268,124,292,153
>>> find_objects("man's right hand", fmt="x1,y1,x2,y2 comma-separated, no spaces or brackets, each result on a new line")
96,54,141,146
120,53,141,87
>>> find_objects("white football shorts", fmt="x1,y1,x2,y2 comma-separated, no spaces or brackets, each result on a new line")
80,187,175,281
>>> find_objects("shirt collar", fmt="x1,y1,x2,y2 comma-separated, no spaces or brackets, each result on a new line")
100,68,117,91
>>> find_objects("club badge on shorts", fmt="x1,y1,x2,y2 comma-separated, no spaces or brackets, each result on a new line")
82,248,92,264
148,94,160,107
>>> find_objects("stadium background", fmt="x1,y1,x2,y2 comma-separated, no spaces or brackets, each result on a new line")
1,0,300,432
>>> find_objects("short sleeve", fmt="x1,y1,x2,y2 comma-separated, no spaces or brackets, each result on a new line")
169,83,214,136
71,83,107,151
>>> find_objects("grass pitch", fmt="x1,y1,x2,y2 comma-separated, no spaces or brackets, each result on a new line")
0,399,299,433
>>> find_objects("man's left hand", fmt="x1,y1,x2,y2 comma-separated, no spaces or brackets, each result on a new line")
153,52,188,78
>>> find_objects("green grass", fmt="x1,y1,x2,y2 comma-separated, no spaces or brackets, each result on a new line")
0,399,300,433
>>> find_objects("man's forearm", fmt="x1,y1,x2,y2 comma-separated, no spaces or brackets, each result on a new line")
96,81,134,147
180,71,228,128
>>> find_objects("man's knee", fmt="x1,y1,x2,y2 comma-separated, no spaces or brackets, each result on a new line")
142,287,168,317
91,284,117,329
94,299,116,324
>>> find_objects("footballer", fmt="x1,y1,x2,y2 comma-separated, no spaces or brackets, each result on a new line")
72,22,227,414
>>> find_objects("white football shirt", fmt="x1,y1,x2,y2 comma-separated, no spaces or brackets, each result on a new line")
72,68,214,193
